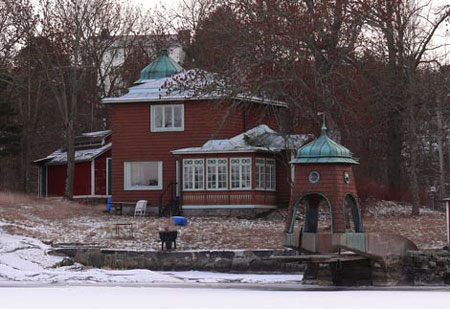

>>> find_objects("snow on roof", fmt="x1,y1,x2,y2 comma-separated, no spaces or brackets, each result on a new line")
81,130,111,137
102,69,287,107
172,125,312,154
34,142,111,165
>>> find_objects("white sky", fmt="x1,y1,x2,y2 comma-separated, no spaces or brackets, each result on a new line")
134,0,181,10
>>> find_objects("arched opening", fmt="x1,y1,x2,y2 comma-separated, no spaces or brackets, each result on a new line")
343,194,363,233
288,192,334,234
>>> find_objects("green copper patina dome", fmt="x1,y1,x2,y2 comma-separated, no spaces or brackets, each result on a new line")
135,49,184,83
292,123,359,164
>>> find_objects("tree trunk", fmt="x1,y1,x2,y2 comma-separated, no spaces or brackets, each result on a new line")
437,108,446,199
64,119,75,200
387,111,403,198
20,130,29,192
408,106,420,216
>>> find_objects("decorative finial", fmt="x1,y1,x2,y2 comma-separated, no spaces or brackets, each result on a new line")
317,112,327,135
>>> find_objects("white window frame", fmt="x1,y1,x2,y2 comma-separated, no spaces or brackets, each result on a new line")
265,158,276,191
183,159,205,191
230,157,252,190
124,161,163,190
255,158,266,190
255,158,276,191
206,158,228,190
151,104,184,132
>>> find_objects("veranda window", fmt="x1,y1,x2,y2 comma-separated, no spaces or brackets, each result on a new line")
183,159,204,190
255,158,276,191
124,161,163,190
207,159,228,190
230,158,251,189
151,104,184,132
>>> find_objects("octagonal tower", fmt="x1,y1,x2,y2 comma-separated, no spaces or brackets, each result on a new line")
286,121,363,245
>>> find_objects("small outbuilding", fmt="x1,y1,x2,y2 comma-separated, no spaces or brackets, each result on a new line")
34,130,112,199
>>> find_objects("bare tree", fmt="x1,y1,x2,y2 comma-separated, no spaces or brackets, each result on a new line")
364,0,450,214
35,0,154,199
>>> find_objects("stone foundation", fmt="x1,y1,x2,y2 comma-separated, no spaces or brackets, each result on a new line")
49,246,304,273
403,250,450,285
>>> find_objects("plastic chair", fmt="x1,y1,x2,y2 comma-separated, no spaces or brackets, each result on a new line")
134,200,147,217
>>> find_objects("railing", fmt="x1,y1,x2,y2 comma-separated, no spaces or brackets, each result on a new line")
158,182,179,217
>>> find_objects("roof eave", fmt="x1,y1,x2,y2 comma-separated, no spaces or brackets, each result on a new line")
171,148,281,155
102,95,288,107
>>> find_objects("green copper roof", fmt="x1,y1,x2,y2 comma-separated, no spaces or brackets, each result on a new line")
291,123,359,164
135,49,184,83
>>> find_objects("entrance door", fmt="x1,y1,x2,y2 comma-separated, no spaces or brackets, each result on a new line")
106,158,112,196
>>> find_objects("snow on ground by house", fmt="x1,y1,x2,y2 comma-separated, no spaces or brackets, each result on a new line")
1,287,450,309
0,192,447,251
0,223,302,285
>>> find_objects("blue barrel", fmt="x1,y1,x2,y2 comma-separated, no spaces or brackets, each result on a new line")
107,197,112,212
172,216,187,226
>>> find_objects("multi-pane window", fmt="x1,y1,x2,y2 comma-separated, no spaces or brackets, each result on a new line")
230,158,251,189
255,158,265,189
183,159,204,190
265,159,276,190
255,158,276,190
151,104,184,132
207,159,228,190
124,161,163,190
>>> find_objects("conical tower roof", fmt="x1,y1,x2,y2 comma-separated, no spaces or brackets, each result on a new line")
291,123,359,164
135,49,184,83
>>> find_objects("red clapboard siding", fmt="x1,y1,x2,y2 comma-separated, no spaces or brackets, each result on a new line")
95,149,111,196
110,99,282,205
47,162,92,197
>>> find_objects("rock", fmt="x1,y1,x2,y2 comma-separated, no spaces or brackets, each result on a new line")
53,257,75,268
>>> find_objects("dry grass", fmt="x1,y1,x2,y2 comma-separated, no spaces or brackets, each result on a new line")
0,192,447,250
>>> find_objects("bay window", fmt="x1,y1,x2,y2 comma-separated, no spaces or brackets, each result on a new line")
207,159,228,190
183,159,204,190
230,158,251,189
255,158,276,190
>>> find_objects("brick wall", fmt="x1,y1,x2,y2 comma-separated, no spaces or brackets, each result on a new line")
289,163,358,233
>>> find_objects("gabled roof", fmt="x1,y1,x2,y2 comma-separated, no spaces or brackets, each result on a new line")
291,123,359,164
172,125,311,155
34,130,111,166
102,69,288,107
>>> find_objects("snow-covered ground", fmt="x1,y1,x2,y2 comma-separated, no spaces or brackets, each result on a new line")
0,222,301,285
1,287,450,309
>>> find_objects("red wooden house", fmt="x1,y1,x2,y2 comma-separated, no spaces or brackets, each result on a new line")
102,50,310,215
34,130,112,199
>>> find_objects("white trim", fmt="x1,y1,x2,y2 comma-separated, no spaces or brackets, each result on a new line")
183,158,205,191
151,104,184,132
176,160,180,197
172,149,275,155
73,195,111,199
206,158,228,190
102,95,288,107
230,157,252,190
106,158,112,196
124,161,163,191
91,160,95,196
447,202,450,246
182,204,277,209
